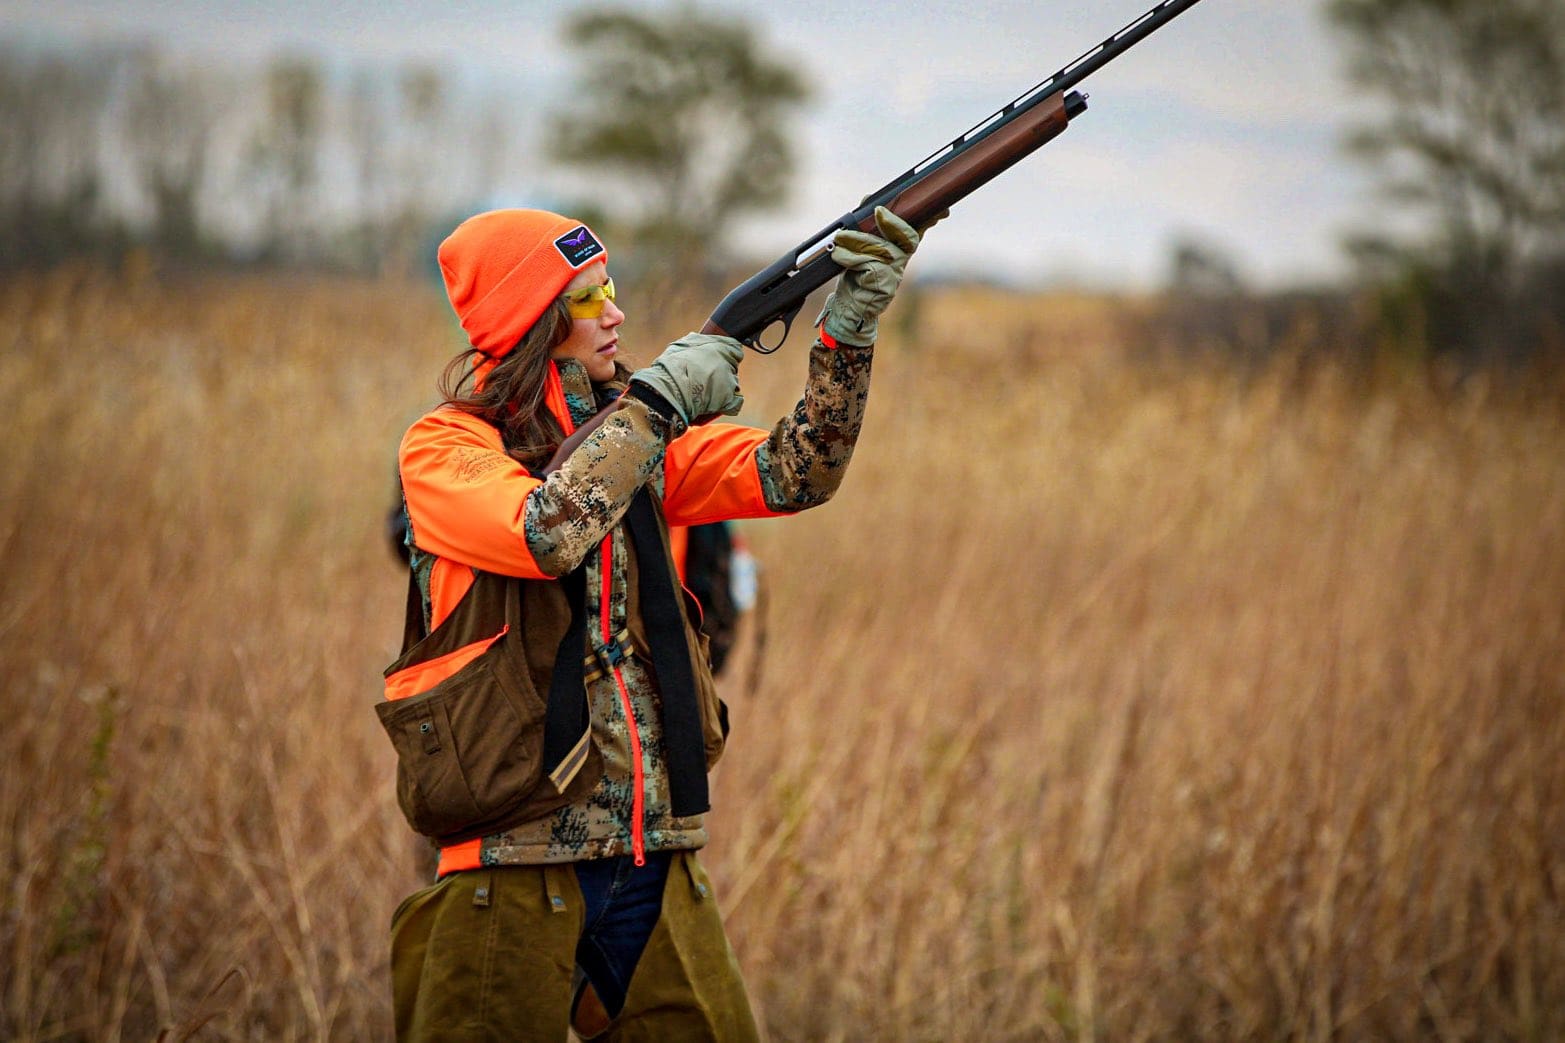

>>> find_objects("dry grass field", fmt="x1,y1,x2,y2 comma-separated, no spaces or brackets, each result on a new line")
2,265,1562,1041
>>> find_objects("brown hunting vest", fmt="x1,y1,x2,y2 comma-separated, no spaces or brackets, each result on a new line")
376,486,724,847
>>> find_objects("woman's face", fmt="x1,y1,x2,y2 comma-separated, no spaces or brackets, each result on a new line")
550,261,624,382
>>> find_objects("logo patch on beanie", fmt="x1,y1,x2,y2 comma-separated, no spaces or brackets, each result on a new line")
553,225,604,268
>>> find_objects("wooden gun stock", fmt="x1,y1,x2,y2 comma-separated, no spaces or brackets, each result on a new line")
880,91,1074,235
699,92,1076,344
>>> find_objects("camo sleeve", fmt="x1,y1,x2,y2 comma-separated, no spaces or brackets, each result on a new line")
754,339,874,512
522,398,678,576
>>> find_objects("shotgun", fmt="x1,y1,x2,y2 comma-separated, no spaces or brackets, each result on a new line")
545,0,1206,467
702,0,1207,351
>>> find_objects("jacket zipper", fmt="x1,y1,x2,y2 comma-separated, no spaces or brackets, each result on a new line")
601,536,646,866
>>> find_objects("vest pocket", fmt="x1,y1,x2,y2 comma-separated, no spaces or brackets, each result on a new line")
690,618,730,770
631,595,729,771
376,653,546,839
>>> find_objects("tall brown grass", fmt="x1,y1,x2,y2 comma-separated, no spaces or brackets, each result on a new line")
2,266,1561,1041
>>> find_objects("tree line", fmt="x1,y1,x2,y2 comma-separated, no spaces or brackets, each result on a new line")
1139,0,1564,365
0,42,515,272
0,7,809,283
3,1,1561,361
1329,0,1565,363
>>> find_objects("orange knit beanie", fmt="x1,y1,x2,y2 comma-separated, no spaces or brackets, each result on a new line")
437,209,607,358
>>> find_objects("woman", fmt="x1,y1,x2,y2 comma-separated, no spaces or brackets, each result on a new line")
381,205,926,1040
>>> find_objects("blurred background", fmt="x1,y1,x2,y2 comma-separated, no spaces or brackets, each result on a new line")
2,1,1562,1040
4,0,1563,356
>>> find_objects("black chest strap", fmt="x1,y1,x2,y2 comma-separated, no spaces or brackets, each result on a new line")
540,487,709,818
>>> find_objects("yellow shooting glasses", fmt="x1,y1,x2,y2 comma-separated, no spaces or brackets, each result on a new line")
561,277,616,319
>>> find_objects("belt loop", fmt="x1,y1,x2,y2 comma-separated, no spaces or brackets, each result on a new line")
683,852,709,902
544,865,569,914
471,871,493,909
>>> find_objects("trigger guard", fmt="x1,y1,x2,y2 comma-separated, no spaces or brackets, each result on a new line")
748,309,798,355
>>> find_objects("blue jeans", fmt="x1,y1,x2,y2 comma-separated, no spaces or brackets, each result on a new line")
572,852,672,1017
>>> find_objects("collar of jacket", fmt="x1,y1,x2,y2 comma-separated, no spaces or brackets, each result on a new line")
547,358,596,431
547,357,633,435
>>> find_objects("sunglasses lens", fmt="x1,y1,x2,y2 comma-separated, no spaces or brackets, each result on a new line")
563,278,615,319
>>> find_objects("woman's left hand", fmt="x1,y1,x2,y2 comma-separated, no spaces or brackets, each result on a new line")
820,206,931,347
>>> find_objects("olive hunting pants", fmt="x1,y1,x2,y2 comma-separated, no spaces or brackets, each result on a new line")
390,850,759,1041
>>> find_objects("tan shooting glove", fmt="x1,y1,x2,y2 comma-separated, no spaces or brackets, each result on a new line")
820,206,928,347
629,332,745,427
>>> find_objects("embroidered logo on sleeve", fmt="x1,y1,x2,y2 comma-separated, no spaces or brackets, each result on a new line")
553,225,605,268
453,447,508,483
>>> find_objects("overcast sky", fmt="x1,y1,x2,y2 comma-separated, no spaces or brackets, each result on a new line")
4,0,1380,289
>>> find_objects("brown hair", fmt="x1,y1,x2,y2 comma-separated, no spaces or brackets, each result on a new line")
438,297,630,466
439,297,572,464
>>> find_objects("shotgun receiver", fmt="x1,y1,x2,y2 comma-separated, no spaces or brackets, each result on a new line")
701,0,1206,351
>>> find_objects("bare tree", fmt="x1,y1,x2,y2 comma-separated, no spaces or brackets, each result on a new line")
346,71,388,213
467,95,509,213
380,64,446,272
0,48,121,264
547,6,810,272
124,50,229,258
1330,0,1565,358
247,56,326,260
1167,235,1245,298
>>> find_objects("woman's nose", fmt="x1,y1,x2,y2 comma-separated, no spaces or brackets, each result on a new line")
602,299,625,327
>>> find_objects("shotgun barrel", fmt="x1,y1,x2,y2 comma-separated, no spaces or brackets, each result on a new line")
702,0,1205,350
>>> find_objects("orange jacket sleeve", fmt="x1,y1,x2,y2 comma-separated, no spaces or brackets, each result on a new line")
662,423,785,526
662,339,875,525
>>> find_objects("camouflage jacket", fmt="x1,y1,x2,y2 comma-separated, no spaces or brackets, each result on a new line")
396,337,873,872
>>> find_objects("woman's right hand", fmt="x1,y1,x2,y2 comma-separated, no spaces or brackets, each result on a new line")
629,333,745,426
